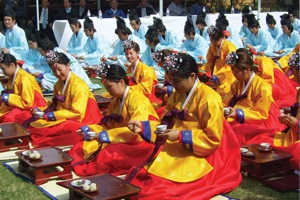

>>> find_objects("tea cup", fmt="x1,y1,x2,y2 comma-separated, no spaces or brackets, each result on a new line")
260,142,270,149
156,124,167,134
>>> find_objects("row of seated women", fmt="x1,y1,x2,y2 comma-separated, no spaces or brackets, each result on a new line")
0,36,298,199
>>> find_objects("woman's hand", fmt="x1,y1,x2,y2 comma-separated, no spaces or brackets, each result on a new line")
76,129,84,136
100,56,107,63
278,113,297,127
157,129,180,142
198,55,204,60
225,107,236,118
108,56,118,61
31,72,40,78
128,120,142,133
124,62,131,68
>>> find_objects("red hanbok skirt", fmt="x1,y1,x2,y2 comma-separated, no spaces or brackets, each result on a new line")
272,69,297,108
29,98,102,147
0,91,46,124
230,103,287,146
125,121,242,200
69,140,155,177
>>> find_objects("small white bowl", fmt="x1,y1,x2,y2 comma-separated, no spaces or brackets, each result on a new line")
35,111,44,118
156,124,167,133
260,142,270,149
155,83,164,89
224,107,231,115
240,148,248,153
87,131,96,137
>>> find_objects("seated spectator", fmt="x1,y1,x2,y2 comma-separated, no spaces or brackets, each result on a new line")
190,0,210,15
103,0,126,18
129,10,148,41
135,0,155,17
25,51,103,147
244,14,274,56
289,9,300,33
100,16,146,68
180,15,209,63
2,9,29,60
73,17,112,66
153,17,181,49
273,14,300,57
167,0,187,16
53,0,79,21
66,16,88,55
195,12,210,42
266,13,282,42
77,0,88,19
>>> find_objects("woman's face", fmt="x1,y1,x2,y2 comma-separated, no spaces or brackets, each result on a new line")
70,24,80,33
281,25,291,34
196,23,204,30
51,63,70,81
130,20,140,31
0,63,15,77
231,65,248,82
145,37,152,46
125,48,139,64
170,72,196,93
103,79,125,98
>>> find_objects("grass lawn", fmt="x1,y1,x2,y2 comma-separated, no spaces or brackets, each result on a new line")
0,79,298,200
0,160,298,200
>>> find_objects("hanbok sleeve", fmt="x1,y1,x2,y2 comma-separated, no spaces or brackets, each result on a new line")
253,31,270,52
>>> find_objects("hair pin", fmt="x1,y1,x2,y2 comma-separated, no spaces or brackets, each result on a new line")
226,52,239,65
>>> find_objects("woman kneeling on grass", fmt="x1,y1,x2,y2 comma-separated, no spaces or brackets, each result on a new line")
126,53,241,199
68,64,159,176
24,51,102,147
0,51,46,124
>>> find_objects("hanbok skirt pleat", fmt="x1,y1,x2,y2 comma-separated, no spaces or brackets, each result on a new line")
69,141,155,177
29,98,102,147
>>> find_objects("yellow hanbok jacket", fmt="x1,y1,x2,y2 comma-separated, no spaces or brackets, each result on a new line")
83,88,159,158
0,68,44,116
127,61,158,97
30,72,95,128
145,81,224,183
223,75,274,123
255,56,284,84
277,43,300,73
274,113,299,146
203,39,237,97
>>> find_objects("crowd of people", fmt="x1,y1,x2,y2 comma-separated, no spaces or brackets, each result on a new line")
0,0,299,199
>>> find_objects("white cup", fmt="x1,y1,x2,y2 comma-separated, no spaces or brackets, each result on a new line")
35,111,44,118
224,107,230,115
156,83,164,89
156,124,167,133
87,131,96,137
260,142,270,149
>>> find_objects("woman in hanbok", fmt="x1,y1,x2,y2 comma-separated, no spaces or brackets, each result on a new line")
180,15,209,63
153,17,181,50
266,13,282,46
68,64,158,176
202,25,236,98
273,91,299,170
0,52,46,124
238,48,297,108
239,13,251,43
285,52,300,86
126,53,241,199
25,52,102,147
273,14,300,57
223,50,286,146
66,16,88,55
123,40,162,109
141,26,165,81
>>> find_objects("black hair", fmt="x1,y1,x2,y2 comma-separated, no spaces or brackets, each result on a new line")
38,36,56,51
172,54,198,79
209,26,224,41
56,53,70,65
105,64,128,85
4,9,16,20
124,41,140,52
0,53,16,66
234,48,255,71
115,27,132,35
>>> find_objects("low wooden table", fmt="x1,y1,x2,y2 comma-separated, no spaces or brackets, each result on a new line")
15,147,73,185
57,174,140,200
0,122,30,152
241,144,292,180
94,95,111,114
